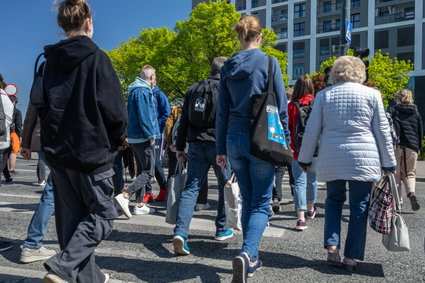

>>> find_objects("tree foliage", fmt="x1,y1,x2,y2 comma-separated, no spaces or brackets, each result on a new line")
107,0,288,101
311,50,413,106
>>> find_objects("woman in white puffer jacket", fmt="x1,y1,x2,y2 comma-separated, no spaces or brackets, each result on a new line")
298,56,396,271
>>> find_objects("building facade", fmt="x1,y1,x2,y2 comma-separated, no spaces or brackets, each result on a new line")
193,0,425,120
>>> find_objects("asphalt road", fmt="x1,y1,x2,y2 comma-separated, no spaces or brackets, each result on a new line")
0,157,424,282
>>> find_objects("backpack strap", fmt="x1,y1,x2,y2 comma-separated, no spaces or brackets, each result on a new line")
267,56,274,95
292,99,302,108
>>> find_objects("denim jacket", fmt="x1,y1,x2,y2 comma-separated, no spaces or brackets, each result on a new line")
127,78,160,141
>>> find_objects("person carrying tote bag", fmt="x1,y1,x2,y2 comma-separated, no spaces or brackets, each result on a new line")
224,174,242,231
166,161,187,224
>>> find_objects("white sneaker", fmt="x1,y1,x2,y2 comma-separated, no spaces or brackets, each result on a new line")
20,245,56,263
133,204,156,215
195,203,210,211
114,194,132,218
103,273,110,283
38,180,46,186
43,271,67,283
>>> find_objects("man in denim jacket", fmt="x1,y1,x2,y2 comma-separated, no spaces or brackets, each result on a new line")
115,65,159,218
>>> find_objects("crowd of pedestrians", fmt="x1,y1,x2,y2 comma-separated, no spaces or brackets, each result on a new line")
0,1,423,282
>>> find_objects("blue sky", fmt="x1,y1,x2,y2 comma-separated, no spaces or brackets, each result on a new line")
0,0,191,115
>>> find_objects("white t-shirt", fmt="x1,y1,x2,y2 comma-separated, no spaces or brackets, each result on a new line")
0,90,14,150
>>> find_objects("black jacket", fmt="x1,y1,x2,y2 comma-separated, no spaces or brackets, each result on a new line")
11,107,22,137
388,104,423,152
40,36,128,174
175,76,218,151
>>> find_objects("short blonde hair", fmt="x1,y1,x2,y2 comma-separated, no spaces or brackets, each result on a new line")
330,56,366,84
140,65,156,80
394,89,414,104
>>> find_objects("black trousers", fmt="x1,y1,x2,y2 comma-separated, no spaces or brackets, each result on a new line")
44,165,117,283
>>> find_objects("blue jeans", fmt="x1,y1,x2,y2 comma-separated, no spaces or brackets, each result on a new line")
23,152,55,249
292,159,317,211
226,133,275,262
324,180,372,261
174,142,230,238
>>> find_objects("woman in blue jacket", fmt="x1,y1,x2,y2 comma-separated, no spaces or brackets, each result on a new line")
216,15,288,282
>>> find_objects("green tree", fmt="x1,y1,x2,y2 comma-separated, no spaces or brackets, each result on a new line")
107,0,288,100
310,50,413,106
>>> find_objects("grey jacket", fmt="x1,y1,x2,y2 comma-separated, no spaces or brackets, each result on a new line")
21,102,41,152
298,82,397,182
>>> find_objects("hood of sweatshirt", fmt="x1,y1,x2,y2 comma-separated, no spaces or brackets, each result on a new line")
44,35,98,73
395,104,418,115
128,77,151,93
223,48,267,81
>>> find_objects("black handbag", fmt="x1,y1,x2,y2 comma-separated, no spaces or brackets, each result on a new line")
249,56,293,166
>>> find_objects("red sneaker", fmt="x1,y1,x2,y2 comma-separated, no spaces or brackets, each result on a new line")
155,189,167,202
143,192,154,203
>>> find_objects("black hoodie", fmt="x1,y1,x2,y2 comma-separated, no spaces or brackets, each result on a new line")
388,104,423,152
40,36,128,174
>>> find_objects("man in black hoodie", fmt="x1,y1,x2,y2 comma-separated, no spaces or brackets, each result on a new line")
31,1,127,282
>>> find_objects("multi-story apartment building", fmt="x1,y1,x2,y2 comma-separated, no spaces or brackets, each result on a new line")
192,0,425,117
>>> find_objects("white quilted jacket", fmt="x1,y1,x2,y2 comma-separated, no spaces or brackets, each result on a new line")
298,82,396,182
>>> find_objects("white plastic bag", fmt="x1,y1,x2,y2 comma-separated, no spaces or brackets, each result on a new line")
224,174,242,231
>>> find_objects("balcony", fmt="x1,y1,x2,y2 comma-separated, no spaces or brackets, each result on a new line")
272,14,288,24
235,1,246,10
375,11,415,25
317,23,341,34
272,0,287,4
276,31,288,39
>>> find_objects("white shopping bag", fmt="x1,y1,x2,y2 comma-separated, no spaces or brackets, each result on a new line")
224,174,242,231
166,161,187,224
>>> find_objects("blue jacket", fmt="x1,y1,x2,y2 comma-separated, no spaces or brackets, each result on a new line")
216,48,288,155
152,86,171,134
127,78,160,141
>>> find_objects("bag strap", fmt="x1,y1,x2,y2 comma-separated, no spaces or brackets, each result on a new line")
267,55,274,95
230,173,237,183
176,160,185,174
33,53,45,79
388,172,402,212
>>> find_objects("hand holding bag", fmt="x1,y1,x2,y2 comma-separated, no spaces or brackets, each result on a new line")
224,174,242,231
382,172,410,252
166,161,187,224
250,56,293,166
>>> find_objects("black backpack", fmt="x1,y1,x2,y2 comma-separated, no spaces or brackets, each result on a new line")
293,99,314,153
187,80,217,129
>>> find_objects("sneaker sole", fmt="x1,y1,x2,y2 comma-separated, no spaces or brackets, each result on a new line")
43,274,64,283
114,198,132,219
307,213,316,220
0,246,13,252
172,237,190,255
232,256,247,283
215,233,234,241
296,226,308,231
20,255,54,263
248,266,262,278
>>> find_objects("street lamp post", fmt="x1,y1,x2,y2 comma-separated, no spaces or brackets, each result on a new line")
340,0,351,56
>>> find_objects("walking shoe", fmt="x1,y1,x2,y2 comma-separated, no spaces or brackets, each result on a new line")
307,205,317,219
408,193,420,211
195,202,210,211
43,271,67,283
232,252,249,283
172,234,190,255
0,240,13,252
327,250,342,266
10,170,18,175
142,192,154,203
272,198,281,213
38,180,46,186
103,273,110,283
247,259,263,278
133,204,156,215
114,193,132,218
155,189,167,202
296,219,308,231
5,177,12,183
20,245,56,263
215,229,233,241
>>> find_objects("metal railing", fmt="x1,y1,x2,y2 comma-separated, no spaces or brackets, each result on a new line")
271,14,288,24
276,31,288,39
317,23,341,33
375,11,415,24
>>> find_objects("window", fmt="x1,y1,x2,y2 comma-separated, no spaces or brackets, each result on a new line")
293,63,305,80
404,7,415,20
323,1,332,13
375,30,389,49
252,0,259,8
323,20,332,32
294,4,306,18
335,19,341,30
293,42,305,59
351,34,360,48
275,43,287,53
351,13,360,28
336,0,342,10
294,22,305,37
397,52,414,62
397,26,414,47
351,0,360,8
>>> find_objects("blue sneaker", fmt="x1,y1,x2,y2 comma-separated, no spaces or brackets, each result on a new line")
215,229,233,241
232,252,249,283
248,259,263,278
172,234,190,255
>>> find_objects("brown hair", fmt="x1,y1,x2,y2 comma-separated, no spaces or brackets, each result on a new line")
0,74,6,89
292,76,314,101
57,0,92,33
234,15,262,44
394,89,414,104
